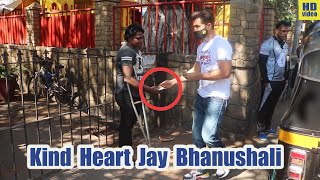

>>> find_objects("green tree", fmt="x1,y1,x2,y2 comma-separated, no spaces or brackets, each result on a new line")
266,0,302,54
265,0,296,21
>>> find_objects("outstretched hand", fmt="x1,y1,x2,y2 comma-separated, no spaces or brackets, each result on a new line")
148,86,160,94
182,70,198,81
159,79,176,89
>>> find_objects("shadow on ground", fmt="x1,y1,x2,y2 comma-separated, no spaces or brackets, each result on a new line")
44,98,291,180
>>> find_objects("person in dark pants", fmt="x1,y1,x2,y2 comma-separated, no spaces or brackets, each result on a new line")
257,20,291,141
160,10,233,179
114,24,159,147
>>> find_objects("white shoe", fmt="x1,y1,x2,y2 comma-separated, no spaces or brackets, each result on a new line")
215,168,230,179
183,169,210,179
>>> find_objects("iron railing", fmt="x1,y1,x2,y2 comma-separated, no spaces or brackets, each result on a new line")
113,0,230,54
0,11,27,45
0,48,117,179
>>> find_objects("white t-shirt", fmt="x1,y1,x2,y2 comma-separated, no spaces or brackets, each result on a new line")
196,35,233,99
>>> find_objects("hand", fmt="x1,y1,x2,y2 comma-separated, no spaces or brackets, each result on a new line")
264,83,272,91
181,70,187,77
157,86,165,91
148,86,160,94
182,70,197,81
159,79,176,89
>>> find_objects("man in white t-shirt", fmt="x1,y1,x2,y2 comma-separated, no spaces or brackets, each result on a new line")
160,10,232,179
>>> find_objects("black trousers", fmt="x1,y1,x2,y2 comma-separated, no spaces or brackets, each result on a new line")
115,92,141,147
257,80,286,133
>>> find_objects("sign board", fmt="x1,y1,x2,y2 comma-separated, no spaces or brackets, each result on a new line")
134,53,157,80
141,53,157,72
298,0,320,20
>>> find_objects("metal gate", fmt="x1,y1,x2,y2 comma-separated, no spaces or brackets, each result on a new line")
0,11,27,45
113,0,230,54
40,8,95,48
0,48,118,179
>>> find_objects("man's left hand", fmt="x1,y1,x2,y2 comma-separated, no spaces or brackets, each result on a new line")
182,70,199,81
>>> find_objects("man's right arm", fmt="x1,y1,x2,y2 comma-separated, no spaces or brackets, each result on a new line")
122,65,158,94
259,41,271,86
179,61,201,83
120,50,159,94
159,61,201,88
259,54,269,84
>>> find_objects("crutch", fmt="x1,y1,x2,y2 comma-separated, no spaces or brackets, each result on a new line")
126,68,151,147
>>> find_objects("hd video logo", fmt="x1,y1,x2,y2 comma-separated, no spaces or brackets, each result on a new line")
299,0,320,20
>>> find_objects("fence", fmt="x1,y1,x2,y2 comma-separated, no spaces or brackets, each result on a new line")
0,7,95,48
113,0,230,54
0,46,165,179
40,8,95,48
0,48,117,179
0,11,27,45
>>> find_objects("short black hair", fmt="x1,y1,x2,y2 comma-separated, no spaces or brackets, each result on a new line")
275,20,291,29
124,24,144,41
191,10,214,24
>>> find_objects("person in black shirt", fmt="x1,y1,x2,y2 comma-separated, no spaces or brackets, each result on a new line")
115,24,159,147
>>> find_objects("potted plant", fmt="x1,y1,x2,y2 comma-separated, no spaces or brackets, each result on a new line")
0,65,19,101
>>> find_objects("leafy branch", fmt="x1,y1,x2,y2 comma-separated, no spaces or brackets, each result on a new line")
265,0,297,21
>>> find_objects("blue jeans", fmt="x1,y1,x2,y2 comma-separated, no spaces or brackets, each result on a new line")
192,94,227,148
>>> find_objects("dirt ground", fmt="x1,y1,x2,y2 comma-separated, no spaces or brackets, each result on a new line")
0,92,291,180
0,94,119,180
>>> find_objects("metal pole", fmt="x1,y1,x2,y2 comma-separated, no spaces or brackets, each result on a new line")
96,48,101,147
77,49,83,143
17,50,31,178
44,49,53,147
2,49,17,180
86,49,92,144
291,0,301,55
67,49,74,145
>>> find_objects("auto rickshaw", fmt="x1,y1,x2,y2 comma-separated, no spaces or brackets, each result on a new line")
270,26,320,179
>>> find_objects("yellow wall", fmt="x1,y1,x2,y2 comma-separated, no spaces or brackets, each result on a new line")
121,8,134,42
120,1,139,42
214,4,230,38
40,0,74,11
